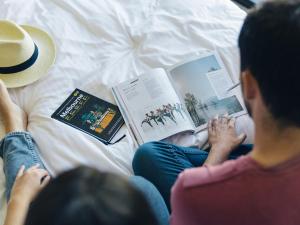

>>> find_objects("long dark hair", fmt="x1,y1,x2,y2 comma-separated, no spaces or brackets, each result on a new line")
25,166,158,225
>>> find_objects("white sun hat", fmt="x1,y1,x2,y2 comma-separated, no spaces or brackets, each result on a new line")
0,20,56,88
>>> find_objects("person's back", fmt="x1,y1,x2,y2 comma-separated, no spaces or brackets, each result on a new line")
170,1,300,224
171,155,300,225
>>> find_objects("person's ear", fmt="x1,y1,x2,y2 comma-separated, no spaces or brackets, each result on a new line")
241,70,258,101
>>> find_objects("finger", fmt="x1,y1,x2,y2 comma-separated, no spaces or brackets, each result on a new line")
221,116,228,125
41,175,51,188
35,169,49,179
27,164,40,172
34,163,40,168
228,117,236,128
215,115,224,130
212,118,218,129
17,165,25,178
224,113,230,124
237,133,247,145
208,120,213,133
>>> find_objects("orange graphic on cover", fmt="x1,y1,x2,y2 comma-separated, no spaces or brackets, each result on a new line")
94,109,116,133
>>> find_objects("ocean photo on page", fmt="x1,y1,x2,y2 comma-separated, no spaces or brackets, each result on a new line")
169,54,244,128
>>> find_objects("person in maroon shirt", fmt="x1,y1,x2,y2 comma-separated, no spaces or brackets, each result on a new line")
133,0,300,224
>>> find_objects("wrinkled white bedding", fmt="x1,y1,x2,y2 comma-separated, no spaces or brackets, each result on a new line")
0,0,252,223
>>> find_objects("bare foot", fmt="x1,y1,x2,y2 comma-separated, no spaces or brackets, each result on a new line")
0,80,27,133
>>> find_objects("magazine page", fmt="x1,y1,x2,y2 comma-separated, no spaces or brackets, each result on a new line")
168,51,247,131
113,69,193,145
112,88,141,146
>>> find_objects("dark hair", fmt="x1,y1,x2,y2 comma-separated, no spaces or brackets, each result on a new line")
238,0,300,126
25,166,158,225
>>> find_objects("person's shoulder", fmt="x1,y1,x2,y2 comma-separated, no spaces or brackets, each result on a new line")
176,155,256,189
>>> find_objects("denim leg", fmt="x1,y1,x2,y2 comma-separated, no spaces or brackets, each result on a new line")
132,141,207,210
130,176,169,225
132,141,253,211
0,132,46,201
229,144,253,159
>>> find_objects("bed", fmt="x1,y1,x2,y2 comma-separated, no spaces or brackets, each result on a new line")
0,0,252,223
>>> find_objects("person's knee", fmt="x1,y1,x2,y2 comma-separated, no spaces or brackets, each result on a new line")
130,176,170,224
132,141,166,175
130,176,165,206
130,176,155,192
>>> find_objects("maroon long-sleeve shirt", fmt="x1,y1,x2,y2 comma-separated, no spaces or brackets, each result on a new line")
170,155,300,225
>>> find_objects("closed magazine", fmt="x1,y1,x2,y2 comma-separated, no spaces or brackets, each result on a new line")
52,89,124,145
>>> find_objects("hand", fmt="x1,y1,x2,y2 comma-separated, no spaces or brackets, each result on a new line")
208,115,246,154
205,116,246,165
9,164,51,204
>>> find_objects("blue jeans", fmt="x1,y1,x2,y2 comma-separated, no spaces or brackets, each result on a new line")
0,132,46,200
132,141,253,210
0,132,169,225
130,176,169,225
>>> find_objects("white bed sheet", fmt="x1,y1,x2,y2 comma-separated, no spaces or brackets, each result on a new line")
0,0,251,223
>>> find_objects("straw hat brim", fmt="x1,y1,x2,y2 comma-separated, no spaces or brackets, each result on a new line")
0,25,56,88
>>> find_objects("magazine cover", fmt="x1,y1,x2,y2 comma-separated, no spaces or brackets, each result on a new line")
52,89,124,144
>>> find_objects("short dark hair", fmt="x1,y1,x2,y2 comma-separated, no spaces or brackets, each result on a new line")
239,0,300,126
25,166,158,225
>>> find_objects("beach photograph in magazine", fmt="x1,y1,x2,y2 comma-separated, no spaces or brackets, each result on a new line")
169,54,243,127
139,102,187,133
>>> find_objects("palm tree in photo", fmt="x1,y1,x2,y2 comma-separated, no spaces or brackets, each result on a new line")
184,93,202,126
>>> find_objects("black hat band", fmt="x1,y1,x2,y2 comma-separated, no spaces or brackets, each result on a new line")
0,43,39,74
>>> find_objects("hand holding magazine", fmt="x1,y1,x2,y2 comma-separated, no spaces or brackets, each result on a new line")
113,51,247,146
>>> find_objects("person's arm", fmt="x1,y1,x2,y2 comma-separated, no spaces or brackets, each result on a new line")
4,165,50,225
4,198,30,225
204,116,246,166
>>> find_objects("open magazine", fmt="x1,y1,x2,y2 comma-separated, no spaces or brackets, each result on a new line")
112,51,247,146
